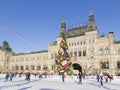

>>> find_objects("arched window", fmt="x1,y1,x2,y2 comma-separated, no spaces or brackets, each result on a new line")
37,66,41,70
105,61,109,69
117,61,120,69
69,43,71,46
99,48,103,55
43,67,48,70
43,65,48,70
74,42,76,46
83,50,86,56
20,66,24,70
83,41,85,44
78,51,81,56
15,65,19,70
80,41,82,45
74,51,77,57
101,61,109,69
72,43,73,46
105,47,109,54
31,65,35,70
25,65,29,70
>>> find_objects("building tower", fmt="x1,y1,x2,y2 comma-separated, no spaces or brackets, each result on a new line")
87,9,97,31
0,41,13,73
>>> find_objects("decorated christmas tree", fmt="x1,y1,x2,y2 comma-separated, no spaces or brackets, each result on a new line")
54,32,73,75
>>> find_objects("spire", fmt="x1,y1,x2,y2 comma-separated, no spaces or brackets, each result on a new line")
89,9,94,21
59,17,67,38
87,9,97,31
62,17,65,23
90,9,93,16
61,17,66,29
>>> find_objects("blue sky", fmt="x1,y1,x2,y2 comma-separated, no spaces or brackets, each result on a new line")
0,0,120,53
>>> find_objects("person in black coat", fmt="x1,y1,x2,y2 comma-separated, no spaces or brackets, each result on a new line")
62,73,65,82
78,72,82,84
4,73,9,82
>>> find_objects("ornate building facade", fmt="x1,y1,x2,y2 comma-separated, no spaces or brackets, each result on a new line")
0,10,120,75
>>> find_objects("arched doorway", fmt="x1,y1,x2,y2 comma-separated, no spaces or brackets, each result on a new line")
72,63,82,73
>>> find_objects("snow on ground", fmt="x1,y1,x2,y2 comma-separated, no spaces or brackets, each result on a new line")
0,74,120,90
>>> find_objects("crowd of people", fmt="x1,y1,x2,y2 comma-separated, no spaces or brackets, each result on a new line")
4,72,15,82
2,71,115,88
3,72,44,83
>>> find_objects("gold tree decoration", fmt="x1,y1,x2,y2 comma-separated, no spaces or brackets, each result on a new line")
54,33,73,75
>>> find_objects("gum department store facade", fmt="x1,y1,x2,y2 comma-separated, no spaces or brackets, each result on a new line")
0,10,120,75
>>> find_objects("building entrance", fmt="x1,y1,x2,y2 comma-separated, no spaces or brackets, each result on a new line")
72,63,82,73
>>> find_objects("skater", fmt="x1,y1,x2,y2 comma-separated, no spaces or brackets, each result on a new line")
104,75,108,83
25,72,30,82
27,72,30,82
39,74,42,79
4,73,9,82
62,73,65,82
9,72,14,82
109,75,113,82
97,74,99,82
99,73,103,88
78,72,82,84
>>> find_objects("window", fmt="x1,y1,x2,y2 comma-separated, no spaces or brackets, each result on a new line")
15,66,19,70
116,49,120,54
105,47,109,54
69,43,71,46
99,48,103,55
43,65,48,70
78,51,81,56
25,65,29,70
74,51,77,57
117,61,120,69
74,42,76,46
100,61,109,69
37,66,41,70
31,65,35,70
83,41,85,44
72,43,73,46
80,41,82,44
20,66,24,70
83,50,86,56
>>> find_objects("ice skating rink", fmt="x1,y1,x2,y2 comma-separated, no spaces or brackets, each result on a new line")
0,74,120,90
